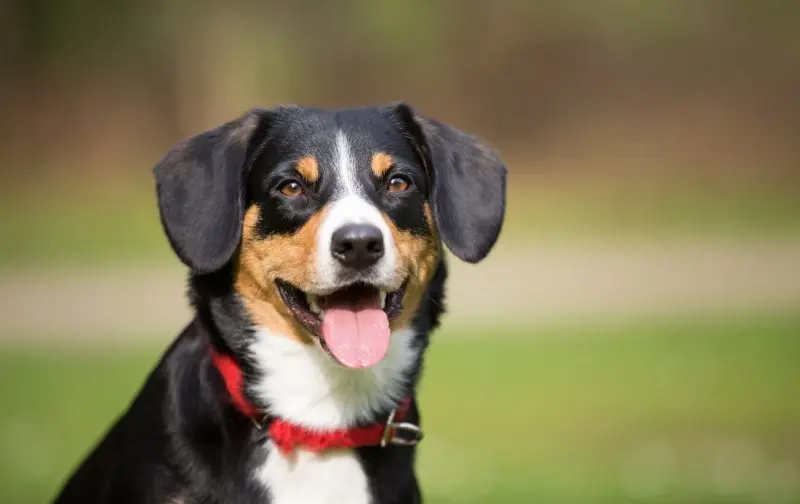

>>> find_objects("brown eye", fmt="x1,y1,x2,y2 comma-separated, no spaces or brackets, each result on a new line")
388,175,410,193
279,181,304,197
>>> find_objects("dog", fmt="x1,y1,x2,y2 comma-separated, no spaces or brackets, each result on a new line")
51,102,506,504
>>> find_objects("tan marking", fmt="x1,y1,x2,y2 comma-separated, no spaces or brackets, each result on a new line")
295,156,320,184
423,202,435,231
234,205,327,343
371,152,395,178
381,212,440,330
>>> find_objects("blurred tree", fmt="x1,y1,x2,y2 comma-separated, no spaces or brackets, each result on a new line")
0,0,798,183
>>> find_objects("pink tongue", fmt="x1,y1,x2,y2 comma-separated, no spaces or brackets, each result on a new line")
321,307,390,368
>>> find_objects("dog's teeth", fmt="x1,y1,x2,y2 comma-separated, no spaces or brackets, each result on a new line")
379,291,387,309
307,294,322,315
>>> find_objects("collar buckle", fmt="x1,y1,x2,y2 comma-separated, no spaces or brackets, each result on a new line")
380,407,423,447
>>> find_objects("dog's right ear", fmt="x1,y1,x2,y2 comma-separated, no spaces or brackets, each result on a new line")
153,108,274,274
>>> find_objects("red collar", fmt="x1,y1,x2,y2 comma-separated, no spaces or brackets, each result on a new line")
210,347,422,454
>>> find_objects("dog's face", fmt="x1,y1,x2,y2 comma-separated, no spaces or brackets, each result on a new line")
154,103,506,368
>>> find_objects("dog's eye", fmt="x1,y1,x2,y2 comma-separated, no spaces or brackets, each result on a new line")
387,175,411,193
279,181,304,197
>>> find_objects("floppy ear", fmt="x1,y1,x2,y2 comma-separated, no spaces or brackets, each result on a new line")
387,102,507,263
153,108,273,273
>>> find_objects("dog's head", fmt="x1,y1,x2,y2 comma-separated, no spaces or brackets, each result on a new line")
154,103,506,368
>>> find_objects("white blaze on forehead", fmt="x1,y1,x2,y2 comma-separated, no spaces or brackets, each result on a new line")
315,131,399,288
335,130,360,196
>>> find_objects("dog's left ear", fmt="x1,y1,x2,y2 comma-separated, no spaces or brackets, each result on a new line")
386,102,507,263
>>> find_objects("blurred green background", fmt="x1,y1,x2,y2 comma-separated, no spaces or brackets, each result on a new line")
1,1,799,503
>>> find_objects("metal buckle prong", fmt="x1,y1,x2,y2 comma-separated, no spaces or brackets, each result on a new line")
381,408,423,447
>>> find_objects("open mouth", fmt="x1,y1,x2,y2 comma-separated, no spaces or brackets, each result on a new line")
276,280,406,368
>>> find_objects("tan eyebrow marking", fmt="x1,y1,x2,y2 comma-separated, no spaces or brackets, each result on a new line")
371,152,394,178
295,156,320,184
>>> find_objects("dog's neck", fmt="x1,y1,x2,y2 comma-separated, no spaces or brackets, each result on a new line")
246,325,418,429
188,261,446,430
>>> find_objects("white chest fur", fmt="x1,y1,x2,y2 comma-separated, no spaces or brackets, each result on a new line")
247,326,418,503
258,443,371,504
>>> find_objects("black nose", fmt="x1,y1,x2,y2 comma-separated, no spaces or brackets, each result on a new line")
331,224,385,269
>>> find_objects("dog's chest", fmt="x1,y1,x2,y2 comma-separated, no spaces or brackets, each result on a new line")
256,442,371,504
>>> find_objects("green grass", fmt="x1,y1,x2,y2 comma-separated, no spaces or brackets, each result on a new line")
1,316,799,503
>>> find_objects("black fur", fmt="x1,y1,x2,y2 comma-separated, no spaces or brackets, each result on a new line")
51,104,505,504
